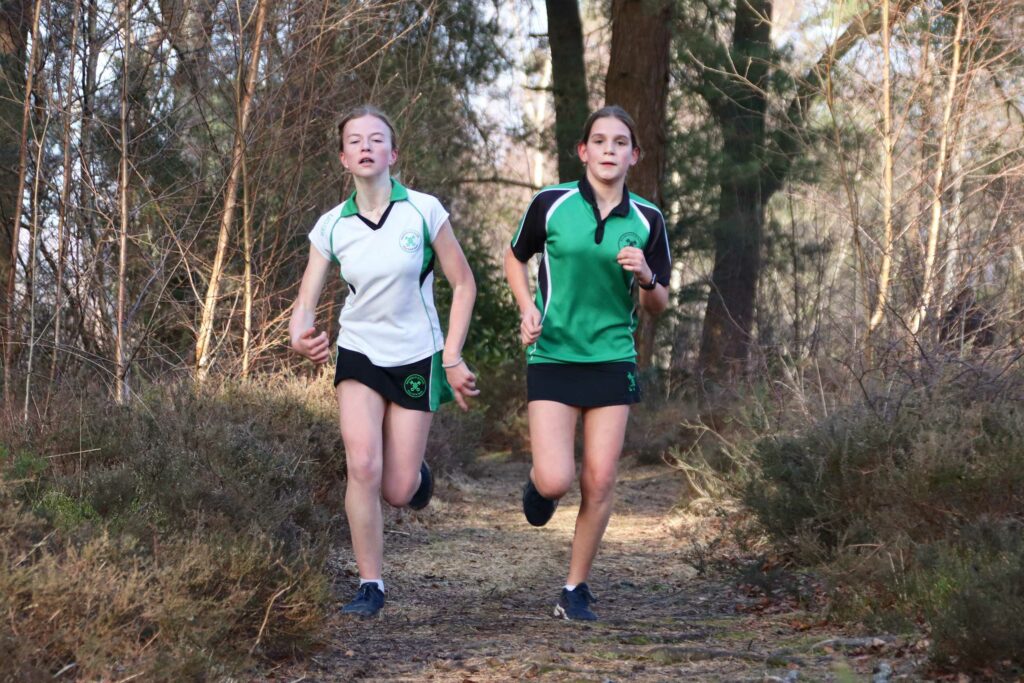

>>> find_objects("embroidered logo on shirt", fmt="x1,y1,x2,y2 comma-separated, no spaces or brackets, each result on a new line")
399,231,422,252
404,374,427,398
618,232,641,250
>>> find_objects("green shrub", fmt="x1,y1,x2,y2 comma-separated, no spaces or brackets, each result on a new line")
0,376,342,680
743,369,1024,670
745,381,1024,558
915,523,1024,670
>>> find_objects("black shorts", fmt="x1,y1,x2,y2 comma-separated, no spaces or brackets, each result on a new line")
334,347,453,412
526,361,641,408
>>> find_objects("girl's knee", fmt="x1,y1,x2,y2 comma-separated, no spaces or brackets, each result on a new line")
534,471,573,500
581,472,616,504
381,477,417,507
345,451,382,487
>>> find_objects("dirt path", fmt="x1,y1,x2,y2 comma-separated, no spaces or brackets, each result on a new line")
273,457,925,682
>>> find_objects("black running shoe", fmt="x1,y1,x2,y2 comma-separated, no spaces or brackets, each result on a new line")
340,583,385,617
407,461,433,510
522,478,558,527
554,583,598,621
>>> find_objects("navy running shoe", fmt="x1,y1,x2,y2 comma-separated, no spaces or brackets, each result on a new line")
341,583,385,617
554,583,598,621
407,461,433,510
522,478,558,527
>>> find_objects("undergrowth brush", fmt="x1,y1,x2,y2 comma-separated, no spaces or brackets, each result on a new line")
741,363,1024,673
0,373,365,679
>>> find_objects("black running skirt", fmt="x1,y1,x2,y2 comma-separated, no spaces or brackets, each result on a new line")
334,347,453,412
527,361,641,407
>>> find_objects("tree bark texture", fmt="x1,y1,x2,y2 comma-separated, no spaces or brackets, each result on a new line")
0,0,30,317
605,0,672,368
545,0,588,183
697,0,772,380
696,0,918,380
194,0,266,380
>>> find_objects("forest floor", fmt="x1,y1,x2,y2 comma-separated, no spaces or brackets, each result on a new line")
270,455,930,682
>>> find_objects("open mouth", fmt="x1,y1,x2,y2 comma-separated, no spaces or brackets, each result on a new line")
359,157,374,166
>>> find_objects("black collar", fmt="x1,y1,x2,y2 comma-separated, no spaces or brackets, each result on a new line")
578,175,632,219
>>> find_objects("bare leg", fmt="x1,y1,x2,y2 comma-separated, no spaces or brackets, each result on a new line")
527,400,580,500
567,405,630,586
338,380,387,580
380,403,433,507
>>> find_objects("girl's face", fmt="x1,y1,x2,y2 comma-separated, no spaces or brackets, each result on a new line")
577,117,639,185
339,115,397,178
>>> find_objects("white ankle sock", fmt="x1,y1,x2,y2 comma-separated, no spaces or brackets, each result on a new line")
360,578,384,592
564,583,577,592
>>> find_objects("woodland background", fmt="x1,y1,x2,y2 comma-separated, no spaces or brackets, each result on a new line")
1,0,1023,678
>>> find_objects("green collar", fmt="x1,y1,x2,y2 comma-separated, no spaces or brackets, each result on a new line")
340,178,409,217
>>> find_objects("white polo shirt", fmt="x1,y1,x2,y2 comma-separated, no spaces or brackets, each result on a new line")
309,179,448,367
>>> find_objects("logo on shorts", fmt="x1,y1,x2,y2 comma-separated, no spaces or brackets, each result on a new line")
399,230,422,252
626,371,637,393
618,232,641,250
404,374,426,398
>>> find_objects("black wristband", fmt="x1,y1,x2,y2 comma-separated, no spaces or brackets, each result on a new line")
639,272,658,290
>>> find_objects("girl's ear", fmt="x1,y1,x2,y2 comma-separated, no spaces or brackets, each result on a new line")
577,141,588,164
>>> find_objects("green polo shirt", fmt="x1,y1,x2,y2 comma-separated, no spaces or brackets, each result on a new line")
510,177,671,364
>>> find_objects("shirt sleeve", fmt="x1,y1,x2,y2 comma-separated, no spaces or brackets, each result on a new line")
426,195,450,242
308,212,336,263
643,208,672,287
510,193,547,262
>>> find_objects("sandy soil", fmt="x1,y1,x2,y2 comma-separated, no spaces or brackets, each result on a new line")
270,457,928,682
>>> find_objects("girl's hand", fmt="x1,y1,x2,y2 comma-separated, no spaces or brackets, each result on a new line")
520,304,543,345
292,327,331,364
616,246,652,284
444,361,479,411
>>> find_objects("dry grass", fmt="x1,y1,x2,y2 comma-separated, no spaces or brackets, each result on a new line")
0,375,347,680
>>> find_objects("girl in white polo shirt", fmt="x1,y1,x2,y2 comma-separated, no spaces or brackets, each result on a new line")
289,105,478,618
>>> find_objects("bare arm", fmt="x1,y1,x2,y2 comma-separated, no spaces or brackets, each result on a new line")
433,221,479,410
616,246,669,314
289,244,332,364
503,246,542,345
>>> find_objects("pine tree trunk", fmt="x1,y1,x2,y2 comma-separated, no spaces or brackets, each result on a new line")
604,0,672,369
1,0,41,404
0,0,30,321
697,0,771,381
545,0,588,183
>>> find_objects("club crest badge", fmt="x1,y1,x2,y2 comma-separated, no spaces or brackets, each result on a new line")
618,232,641,250
404,374,426,398
400,231,422,252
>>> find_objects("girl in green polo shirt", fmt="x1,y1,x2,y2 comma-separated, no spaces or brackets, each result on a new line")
290,105,479,618
504,105,672,621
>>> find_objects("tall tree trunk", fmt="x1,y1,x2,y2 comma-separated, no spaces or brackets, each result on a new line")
0,0,30,320
2,0,41,403
545,0,588,183
24,104,48,420
241,153,253,378
909,0,966,335
867,0,895,340
697,0,771,380
50,0,81,389
194,0,266,380
695,1,916,380
116,0,132,405
605,0,672,369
